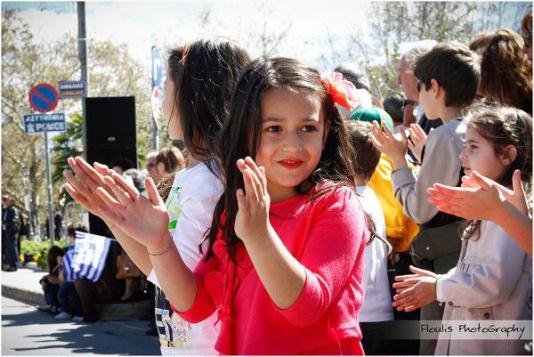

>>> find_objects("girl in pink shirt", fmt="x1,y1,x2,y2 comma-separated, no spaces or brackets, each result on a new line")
95,57,368,355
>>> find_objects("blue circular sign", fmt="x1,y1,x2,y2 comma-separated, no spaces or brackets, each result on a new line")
29,83,59,113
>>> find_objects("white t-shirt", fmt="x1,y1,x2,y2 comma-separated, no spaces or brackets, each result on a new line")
147,162,223,355
356,186,394,322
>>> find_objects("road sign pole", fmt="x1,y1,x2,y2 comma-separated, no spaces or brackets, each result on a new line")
44,130,55,244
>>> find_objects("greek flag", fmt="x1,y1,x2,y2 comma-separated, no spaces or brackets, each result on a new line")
63,231,112,282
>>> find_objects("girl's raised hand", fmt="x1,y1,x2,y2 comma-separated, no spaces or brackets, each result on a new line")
463,170,528,215
96,171,170,251
407,123,428,164
63,157,120,222
370,121,409,168
428,170,528,221
234,157,271,244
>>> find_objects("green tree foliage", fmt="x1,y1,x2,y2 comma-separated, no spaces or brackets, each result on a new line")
51,112,83,206
362,2,529,98
2,10,152,232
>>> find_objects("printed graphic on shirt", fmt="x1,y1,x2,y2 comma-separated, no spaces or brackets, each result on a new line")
154,182,192,350
166,186,182,230
155,287,192,349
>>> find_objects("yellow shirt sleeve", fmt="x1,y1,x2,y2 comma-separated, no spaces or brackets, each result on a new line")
368,155,419,253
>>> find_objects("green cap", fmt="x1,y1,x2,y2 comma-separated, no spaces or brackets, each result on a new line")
351,107,394,131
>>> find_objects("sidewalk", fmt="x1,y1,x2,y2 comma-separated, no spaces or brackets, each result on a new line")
1,264,151,320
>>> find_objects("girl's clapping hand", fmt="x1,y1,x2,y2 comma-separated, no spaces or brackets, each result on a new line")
391,265,438,312
95,170,170,251
428,170,528,220
234,157,271,244
63,156,118,220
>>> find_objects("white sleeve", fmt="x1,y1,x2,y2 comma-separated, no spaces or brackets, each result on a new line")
147,168,223,287
435,222,526,308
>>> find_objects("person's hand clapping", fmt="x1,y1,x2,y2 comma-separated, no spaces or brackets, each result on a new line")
234,157,272,245
95,170,170,252
370,121,409,170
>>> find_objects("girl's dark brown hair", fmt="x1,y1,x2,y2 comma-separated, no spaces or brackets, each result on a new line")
157,39,250,198
166,39,251,166
203,57,356,261
464,105,532,240
479,29,532,114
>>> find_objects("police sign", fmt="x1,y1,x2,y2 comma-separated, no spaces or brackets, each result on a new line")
24,113,66,133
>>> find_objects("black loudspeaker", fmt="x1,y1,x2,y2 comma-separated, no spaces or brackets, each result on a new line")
84,96,137,237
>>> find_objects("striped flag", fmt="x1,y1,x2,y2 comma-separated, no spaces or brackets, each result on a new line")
63,231,112,282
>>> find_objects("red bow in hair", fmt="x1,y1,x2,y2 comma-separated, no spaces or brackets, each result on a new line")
321,72,359,111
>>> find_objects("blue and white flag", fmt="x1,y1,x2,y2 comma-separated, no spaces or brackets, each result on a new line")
64,231,112,282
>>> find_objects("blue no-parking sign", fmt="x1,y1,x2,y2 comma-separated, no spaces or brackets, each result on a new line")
28,83,59,113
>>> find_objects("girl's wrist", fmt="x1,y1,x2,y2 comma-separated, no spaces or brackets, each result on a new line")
148,232,173,256
242,224,273,250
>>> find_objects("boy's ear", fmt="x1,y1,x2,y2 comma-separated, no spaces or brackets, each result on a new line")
430,79,441,98
499,144,518,166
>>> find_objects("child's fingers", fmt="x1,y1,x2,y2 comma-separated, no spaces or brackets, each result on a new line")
236,158,247,174
512,170,524,195
236,188,249,217
404,305,419,312
63,183,90,208
109,171,140,201
258,166,267,189
63,169,92,198
394,273,419,281
244,169,260,206
407,139,415,153
370,134,383,151
74,156,106,186
68,157,100,192
398,126,408,145
371,122,388,142
244,157,266,198
102,176,132,206
93,161,111,176
468,171,492,190
410,123,426,139
408,265,434,276
381,122,395,139
145,177,165,207
96,186,124,212
392,280,418,289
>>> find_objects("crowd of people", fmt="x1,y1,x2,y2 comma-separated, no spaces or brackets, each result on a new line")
54,8,532,356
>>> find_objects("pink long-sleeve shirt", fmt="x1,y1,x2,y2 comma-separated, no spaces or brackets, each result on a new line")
174,185,368,355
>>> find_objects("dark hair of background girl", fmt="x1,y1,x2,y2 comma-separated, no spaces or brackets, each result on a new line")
47,245,64,275
157,39,250,199
203,57,357,261
464,105,532,240
479,29,532,114
165,39,251,170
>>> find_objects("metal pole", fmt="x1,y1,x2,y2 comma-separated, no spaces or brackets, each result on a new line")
151,46,159,152
44,130,55,244
77,2,88,155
